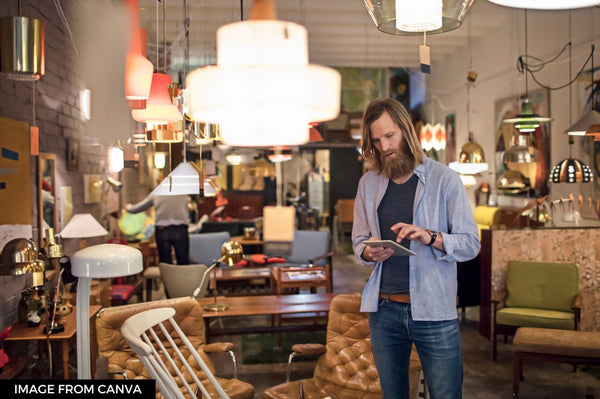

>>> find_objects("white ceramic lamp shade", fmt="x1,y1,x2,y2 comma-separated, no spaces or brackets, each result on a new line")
71,244,143,379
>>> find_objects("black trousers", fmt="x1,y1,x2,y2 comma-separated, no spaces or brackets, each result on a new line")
155,224,189,265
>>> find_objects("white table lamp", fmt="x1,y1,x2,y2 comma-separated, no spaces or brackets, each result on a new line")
71,244,142,379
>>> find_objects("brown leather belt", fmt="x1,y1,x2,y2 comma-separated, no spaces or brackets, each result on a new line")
379,293,411,303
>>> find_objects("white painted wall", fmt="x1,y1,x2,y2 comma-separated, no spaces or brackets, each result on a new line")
426,2,600,220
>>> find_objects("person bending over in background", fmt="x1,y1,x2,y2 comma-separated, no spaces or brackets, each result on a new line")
127,194,190,265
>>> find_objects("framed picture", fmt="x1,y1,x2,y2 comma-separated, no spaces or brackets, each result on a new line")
67,137,80,171
83,174,103,204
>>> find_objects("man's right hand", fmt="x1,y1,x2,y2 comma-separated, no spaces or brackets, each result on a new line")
362,238,394,262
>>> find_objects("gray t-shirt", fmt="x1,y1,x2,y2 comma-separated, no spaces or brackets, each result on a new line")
377,174,418,294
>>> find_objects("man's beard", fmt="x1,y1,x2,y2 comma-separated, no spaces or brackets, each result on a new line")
380,149,415,179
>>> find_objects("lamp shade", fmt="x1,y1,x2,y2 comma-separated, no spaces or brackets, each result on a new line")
550,158,593,183
449,133,488,175
186,16,341,147
363,0,474,36
72,243,142,279
396,0,442,32
60,213,108,238
565,110,600,136
488,0,600,10
503,99,552,133
151,162,217,196
0,16,45,81
123,0,153,100
131,73,182,125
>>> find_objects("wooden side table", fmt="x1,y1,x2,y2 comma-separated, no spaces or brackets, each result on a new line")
4,305,101,379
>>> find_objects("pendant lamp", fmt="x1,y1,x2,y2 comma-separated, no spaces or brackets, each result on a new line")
186,0,341,147
123,0,153,100
503,10,551,133
131,73,182,126
151,162,217,196
449,132,489,175
567,45,600,137
363,0,474,36
0,1,45,81
551,40,593,184
420,123,446,151
488,0,600,10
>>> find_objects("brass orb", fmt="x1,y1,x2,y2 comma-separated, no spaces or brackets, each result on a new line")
220,241,244,266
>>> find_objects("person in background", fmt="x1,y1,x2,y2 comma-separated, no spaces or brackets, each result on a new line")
126,194,190,265
352,98,480,399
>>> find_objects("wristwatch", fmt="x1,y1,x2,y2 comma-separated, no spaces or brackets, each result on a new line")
425,229,437,246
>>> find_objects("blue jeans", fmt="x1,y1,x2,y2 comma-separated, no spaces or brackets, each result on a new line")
155,224,189,265
369,299,463,399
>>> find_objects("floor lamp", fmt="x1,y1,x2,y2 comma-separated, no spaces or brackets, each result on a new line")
71,244,142,379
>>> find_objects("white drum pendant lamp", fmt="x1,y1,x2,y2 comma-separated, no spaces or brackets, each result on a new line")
186,0,341,147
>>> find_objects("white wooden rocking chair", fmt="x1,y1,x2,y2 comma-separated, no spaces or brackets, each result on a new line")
121,307,230,399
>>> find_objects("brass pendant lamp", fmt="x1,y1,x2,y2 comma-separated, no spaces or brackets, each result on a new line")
0,0,45,81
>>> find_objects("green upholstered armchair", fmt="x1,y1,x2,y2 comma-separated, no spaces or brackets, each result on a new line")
491,260,581,361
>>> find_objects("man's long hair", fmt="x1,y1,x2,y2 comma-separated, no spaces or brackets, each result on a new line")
360,98,424,173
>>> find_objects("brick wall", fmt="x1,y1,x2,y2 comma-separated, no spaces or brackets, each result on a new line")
0,0,151,330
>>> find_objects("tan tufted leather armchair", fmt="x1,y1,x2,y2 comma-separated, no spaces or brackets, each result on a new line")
262,293,423,399
96,297,255,399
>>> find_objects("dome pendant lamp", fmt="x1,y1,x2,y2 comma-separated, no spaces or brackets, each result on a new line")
123,0,153,100
186,0,341,147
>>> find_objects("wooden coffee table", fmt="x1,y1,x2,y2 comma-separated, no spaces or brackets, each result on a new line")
196,293,335,340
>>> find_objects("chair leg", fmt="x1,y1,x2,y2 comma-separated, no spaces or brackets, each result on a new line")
492,331,498,361
145,278,153,302
512,352,521,399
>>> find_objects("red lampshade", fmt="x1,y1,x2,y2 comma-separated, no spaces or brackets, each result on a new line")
123,0,153,100
131,73,182,125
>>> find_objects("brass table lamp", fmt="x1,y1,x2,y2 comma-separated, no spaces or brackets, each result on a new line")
193,240,244,312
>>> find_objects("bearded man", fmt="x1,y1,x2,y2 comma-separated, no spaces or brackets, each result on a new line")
352,98,480,399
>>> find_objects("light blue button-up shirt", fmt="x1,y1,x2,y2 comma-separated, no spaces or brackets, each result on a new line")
352,157,480,320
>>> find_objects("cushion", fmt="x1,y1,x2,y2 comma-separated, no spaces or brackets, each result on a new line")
513,327,600,359
496,307,575,330
110,284,135,301
505,261,578,312
249,254,286,265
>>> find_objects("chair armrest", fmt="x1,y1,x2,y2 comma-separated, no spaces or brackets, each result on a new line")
203,342,239,379
204,342,234,353
286,343,326,382
491,290,507,305
308,251,333,266
291,343,326,356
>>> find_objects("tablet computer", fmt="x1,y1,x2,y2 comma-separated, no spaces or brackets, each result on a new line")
363,240,416,256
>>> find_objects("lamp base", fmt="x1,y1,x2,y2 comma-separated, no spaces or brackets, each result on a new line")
43,323,65,335
203,303,228,312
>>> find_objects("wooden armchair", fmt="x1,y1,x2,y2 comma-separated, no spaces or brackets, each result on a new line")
491,260,581,361
96,297,254,399
263,293,423,399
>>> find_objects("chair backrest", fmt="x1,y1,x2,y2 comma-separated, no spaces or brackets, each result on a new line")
158,262,209,298
286,230,331,266
96,297,210,381
189,231,230,265
506,260,579,312
121,306,229,399
335,198,354,224
312,293,381,394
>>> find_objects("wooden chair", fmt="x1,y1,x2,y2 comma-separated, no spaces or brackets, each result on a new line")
96,297,255,399
491,260,581,361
